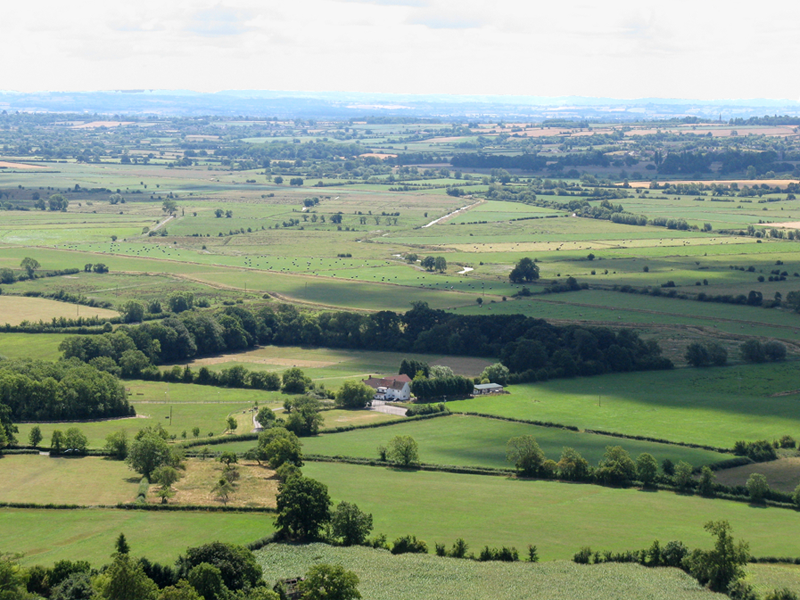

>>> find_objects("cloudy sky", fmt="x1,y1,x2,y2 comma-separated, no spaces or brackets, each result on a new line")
4,0,798,100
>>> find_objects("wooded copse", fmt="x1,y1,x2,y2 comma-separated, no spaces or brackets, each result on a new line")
0,358,132,422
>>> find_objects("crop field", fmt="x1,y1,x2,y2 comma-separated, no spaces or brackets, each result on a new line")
0,454,139,505
256,543,726,600
0,294,118,325
302,414,730,468
746,563,800,597
2,507,274,567
714,456,800,493
446,363,800,449
303,462,800,560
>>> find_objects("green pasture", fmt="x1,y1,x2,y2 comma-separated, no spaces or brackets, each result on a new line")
6,271,247,307
2,508,274,567
0,333,67,361
15,399,260,450
304,462,800,561
451,289,800,342
302,414,729,468
257,543,725,600
447,363,800,449
0,454,138,505
448,201,563,224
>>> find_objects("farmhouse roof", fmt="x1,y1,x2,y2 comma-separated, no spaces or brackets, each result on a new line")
363,374,411,391
474,383,504,391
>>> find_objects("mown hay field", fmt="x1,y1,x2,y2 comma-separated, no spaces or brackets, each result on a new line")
0,295,118,325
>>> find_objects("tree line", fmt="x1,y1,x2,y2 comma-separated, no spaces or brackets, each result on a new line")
59,302,671,384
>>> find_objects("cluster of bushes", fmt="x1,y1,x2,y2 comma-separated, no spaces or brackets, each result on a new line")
405,403,449,417
0,358,132,421
59,301,673,384
12,536,357,600
733,438,789,462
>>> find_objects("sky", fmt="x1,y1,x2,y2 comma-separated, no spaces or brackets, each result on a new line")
4,0,799,101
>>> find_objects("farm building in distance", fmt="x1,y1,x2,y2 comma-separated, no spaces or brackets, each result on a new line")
473,383,505,395
363,374,412,401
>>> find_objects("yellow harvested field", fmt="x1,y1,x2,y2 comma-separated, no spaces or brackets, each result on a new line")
762,221,800,229
0,161,47,170
0,295,118,326
148,458,278,508
188,352,335,369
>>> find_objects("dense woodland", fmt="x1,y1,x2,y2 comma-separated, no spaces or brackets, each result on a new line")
0,358,131,421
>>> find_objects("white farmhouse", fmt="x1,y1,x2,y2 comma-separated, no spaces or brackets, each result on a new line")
363,374,412,401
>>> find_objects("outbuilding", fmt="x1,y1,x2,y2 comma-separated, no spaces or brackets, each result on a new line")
473,382,504,395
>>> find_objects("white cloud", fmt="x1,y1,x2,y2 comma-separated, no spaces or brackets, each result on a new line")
1,0,798,100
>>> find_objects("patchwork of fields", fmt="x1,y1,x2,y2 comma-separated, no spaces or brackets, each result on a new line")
3,116,800,598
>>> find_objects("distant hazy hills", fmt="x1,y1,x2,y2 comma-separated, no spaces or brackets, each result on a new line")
1,89,798,120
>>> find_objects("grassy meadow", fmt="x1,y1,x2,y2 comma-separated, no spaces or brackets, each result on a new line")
303,462,800,561
2,507,274,567
0,454,139,505
302,414,730,468
447,363,800,449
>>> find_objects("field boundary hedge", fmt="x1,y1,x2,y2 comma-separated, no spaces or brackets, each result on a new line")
0,501,275,513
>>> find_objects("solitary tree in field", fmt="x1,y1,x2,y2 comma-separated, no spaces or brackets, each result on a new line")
506,435,545,477
746,473,769,503
509,257,539,283
226,416,238,432
28,425,43,448
331,501,373,546
20,257,40,278
276,476,332,540
387,435,419,468
683,520,749,593
212,478,235,505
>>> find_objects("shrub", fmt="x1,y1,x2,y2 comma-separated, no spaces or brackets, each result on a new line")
391,535,428,555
